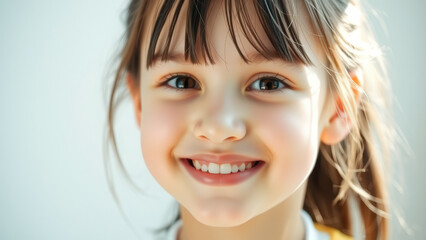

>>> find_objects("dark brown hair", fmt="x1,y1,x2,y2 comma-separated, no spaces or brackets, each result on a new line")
105,0,393,239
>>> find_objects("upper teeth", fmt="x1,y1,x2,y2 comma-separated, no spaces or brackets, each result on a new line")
192,160,254,174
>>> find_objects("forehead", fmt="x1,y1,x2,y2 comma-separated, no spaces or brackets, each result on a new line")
141,0,325,69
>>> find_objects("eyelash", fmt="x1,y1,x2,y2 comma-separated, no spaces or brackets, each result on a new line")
161,74,201,92
160,73,291,93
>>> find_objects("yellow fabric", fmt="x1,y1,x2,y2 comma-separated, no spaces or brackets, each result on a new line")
314,224,353,240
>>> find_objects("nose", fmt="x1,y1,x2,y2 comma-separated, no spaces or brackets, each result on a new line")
192,95,247,144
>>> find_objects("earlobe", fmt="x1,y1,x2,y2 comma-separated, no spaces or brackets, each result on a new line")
320,70,362,145
126,73,142,129
320,111,352,145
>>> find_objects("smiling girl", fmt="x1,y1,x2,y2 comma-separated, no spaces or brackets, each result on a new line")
106,0,393,239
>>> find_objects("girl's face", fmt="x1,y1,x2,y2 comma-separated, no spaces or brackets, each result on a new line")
136,1,334,227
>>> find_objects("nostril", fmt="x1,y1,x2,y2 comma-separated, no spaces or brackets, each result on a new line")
193,118,247,143
224,136,238,141
198,135,238,143
197,135,209,141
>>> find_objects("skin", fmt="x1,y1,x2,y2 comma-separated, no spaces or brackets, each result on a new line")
126,1,353,239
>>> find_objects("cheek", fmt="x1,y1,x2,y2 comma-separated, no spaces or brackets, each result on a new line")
140,101,186,185
254,99,320,189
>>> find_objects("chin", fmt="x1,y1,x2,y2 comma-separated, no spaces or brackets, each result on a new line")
189,205,253,227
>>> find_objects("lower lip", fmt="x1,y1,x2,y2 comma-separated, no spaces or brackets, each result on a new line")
180,158,265,186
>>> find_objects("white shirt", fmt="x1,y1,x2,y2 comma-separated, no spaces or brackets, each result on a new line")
164,210,329,240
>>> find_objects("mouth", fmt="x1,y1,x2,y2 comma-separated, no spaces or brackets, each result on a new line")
180,158,265,186
186,158,262,174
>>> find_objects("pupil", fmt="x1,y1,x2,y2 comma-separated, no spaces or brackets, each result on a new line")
177,77,195,88
261,79,277,90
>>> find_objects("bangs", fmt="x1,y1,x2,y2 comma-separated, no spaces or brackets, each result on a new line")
146,0,312,68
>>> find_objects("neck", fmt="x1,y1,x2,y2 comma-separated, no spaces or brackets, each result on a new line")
178,182,307,240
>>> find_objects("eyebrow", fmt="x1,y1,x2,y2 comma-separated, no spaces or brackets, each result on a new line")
149,51,295,68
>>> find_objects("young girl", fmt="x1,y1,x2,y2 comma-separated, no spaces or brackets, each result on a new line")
106,0,394,239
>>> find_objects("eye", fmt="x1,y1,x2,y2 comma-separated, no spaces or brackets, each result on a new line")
247,75,290,92
163,74,200,91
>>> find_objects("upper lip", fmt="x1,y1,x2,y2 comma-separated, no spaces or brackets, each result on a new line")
181,153,263,164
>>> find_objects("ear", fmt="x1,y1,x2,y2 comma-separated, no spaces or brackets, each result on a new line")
321,70,363,145
126,73,142,129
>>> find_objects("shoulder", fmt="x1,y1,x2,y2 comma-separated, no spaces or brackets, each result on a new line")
165,219,182,240
314,223,353,240
301,210,353,240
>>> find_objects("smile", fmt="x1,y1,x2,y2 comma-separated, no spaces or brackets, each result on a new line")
180,158,265,186
190,159,261,174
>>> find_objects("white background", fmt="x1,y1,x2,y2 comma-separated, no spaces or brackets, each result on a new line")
0,0,424,239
